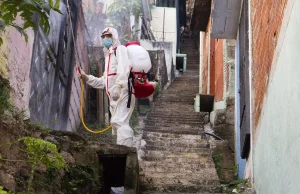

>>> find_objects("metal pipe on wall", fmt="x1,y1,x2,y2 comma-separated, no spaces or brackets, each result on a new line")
163,8,165,42
199,31,204,94
207,32,211,94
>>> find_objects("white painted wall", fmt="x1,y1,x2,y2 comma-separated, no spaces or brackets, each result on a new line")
253,0,300,193
150,6,177,65
140,39,154,50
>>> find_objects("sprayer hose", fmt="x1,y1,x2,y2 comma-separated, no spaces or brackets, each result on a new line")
66,0,111,134
80,79,112,134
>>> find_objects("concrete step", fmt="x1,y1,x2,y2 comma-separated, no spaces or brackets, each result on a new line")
142,131,204,140
153,98,194,101
144,144,209,152
145,118,201,124
145,120,201,126
142,154,213,163
144,138,209,149
148,108,196,113
140,174,219,185
162,89,198,93
156,98,195,102
145,119,201,126
146,113,201,119
153,97,196,101
144,124,200,130
146,113,199,118
139,183,223,193
139,42,222,193
145,113,201,119
140,160,216,172
150,104,196,109
141,192,223,194
152,98,196,102
143,127,201,135
147,107,196,112
143,150,211,159
150,105,196,111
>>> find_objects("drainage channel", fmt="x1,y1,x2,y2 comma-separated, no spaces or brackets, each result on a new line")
99,154,127,194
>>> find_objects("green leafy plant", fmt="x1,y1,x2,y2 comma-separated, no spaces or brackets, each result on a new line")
106,0,141,43
0,76,12,115
61,165,101,194
0,0,62,45
24,121,52,134
212,152,222,176
0,137,66,193
225,179,252,194
153,83,161,99
129,107,138,128
0,186,13,194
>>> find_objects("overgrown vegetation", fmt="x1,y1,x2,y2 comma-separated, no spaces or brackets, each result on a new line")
0,0,61,45
61,165,101,194
224,179,252,194
0,186,12,194
0,76,12,116
130,108,139,129
153,83,161,99
212,152,222,177
0,137,66,193
78,121,113,144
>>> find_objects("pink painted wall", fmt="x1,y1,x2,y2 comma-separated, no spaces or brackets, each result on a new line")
6,18,35,117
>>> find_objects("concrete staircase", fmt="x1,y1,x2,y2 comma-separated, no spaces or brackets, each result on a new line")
139,38,223,193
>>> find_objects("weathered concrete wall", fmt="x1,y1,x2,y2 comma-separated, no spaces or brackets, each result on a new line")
148,50,168,89
226,40,235,97
251,0,288,129
140,39,154,50
153,42,173,81
210,97,235,151
141,40,175,81
0,18,35,117
253,1,300,193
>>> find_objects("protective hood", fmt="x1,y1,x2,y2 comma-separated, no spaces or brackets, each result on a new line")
102,27,121,52
96,0,104,5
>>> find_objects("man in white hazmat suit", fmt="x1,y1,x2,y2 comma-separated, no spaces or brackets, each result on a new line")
77,27,135,147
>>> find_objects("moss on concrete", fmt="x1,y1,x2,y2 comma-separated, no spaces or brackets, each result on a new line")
0,76,12,116
61,164,102,194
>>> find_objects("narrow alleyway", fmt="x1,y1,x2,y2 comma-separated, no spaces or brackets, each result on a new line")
139,38,223,193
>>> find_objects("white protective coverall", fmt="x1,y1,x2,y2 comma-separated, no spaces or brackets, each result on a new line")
85,27,135,147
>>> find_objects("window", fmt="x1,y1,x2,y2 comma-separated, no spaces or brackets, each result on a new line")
156,0,175,8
